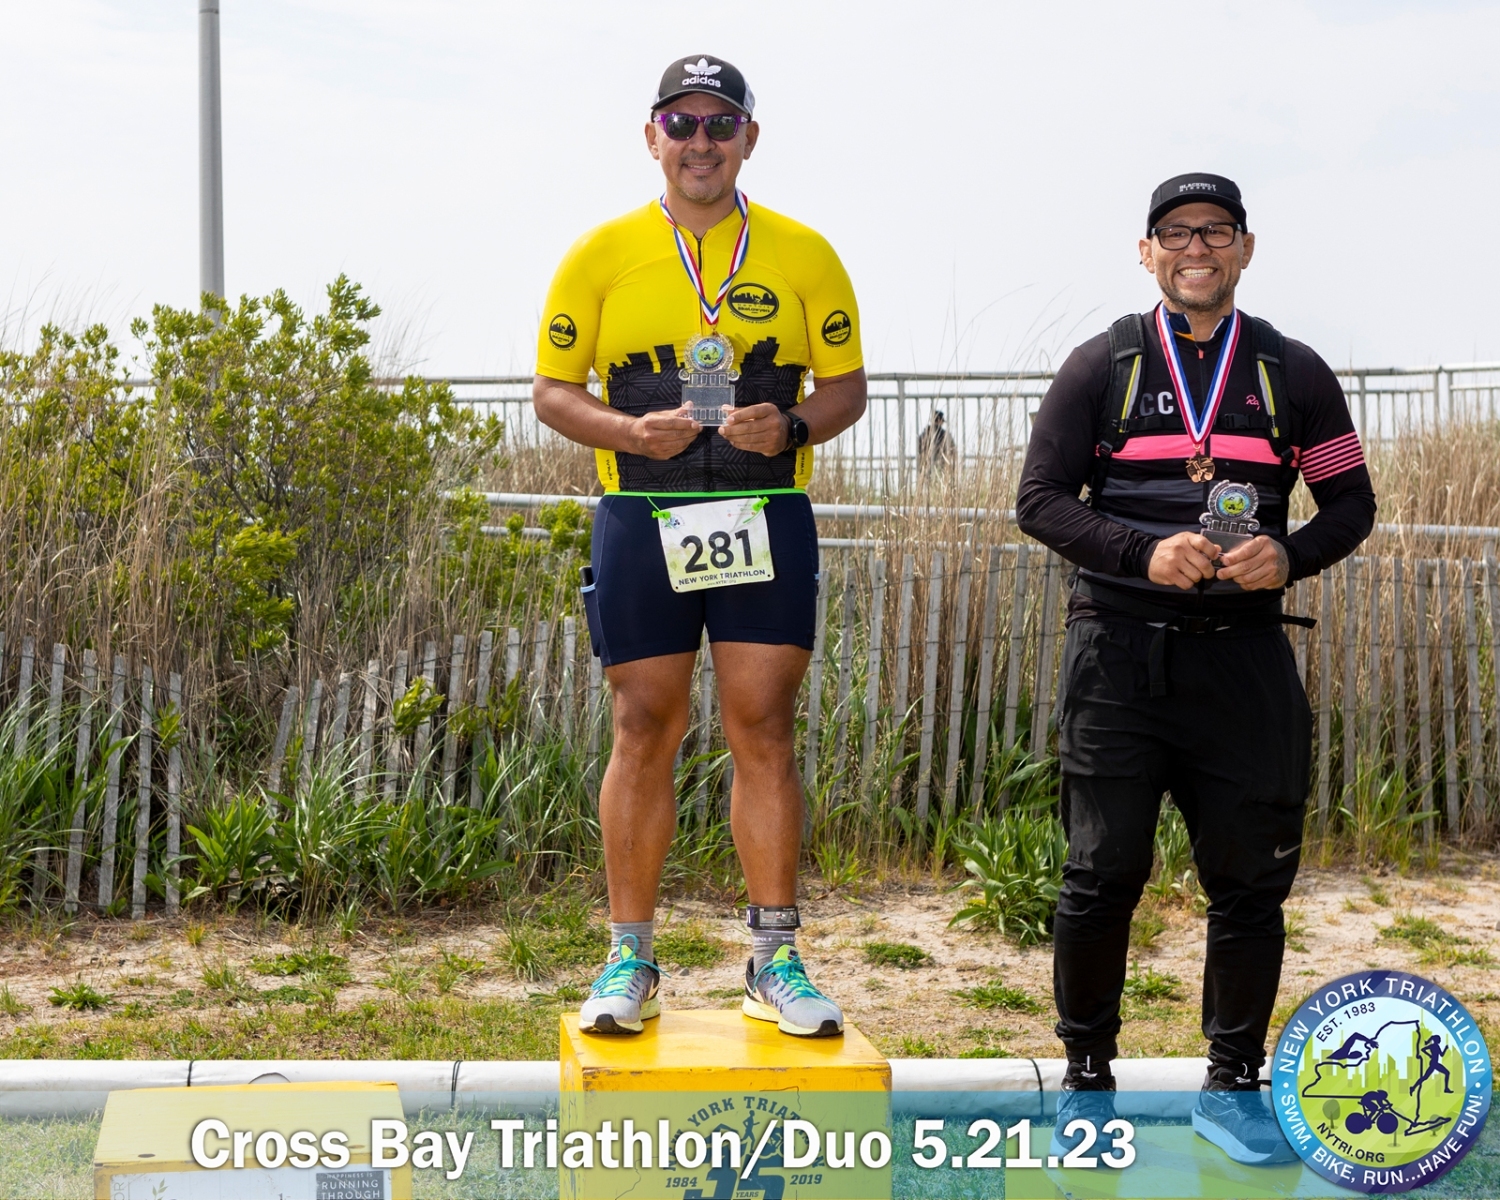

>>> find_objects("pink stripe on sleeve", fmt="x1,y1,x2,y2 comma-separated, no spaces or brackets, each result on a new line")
1300,431,1362,466
1299,431,1366,482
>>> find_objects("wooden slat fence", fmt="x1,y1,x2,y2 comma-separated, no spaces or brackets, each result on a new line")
8,547,1500,916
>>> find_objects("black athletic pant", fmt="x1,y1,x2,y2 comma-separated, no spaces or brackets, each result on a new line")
1052,616,1311,1072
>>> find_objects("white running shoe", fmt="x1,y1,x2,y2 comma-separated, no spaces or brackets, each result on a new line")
742,945,844,1037
578,935,660,1035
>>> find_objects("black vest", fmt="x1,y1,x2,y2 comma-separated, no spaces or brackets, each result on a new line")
1084,310,1293,598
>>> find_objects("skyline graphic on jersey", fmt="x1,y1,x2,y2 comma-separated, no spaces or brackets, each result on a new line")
603,337,807,493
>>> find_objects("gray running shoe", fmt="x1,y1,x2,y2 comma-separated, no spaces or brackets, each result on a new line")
742,946,843,1037
579,935,660,1035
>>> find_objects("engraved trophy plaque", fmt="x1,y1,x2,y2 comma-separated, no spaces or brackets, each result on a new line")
1199,480,1261,551
679,333,737,426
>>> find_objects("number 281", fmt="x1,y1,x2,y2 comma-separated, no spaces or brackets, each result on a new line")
681,530,752,572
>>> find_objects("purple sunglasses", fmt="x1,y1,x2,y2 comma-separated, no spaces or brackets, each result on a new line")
654,111,750,142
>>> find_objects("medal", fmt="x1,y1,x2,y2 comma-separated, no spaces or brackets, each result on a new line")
1155,304,1241,481
659,190,751,427
1199,480,1261,551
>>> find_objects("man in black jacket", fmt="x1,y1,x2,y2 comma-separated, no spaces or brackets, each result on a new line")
1015,172,1375,1165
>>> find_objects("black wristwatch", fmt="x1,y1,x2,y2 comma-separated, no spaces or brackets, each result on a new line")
783,410,810,452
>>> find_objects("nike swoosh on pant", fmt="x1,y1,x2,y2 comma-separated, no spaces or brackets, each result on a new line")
1273,844,1299,859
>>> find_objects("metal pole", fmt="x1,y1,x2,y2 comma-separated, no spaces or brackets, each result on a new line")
199,0,225,302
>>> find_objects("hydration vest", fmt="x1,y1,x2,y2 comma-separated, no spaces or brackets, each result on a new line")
1083,310,1297,598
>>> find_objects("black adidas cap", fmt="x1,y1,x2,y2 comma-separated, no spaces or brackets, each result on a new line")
652,55,755,117
1147,173,1247,234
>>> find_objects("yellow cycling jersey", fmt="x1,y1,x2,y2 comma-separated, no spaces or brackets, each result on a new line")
535,198,863,494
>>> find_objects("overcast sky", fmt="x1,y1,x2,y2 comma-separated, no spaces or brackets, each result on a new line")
3,1,1497,376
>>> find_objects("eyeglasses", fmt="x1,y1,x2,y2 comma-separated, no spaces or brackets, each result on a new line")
654,112,749,142
1151,222,1243,250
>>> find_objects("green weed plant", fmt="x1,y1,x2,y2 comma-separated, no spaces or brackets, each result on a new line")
952,979,1044,1014
863,941,930,969
948,802,1066,946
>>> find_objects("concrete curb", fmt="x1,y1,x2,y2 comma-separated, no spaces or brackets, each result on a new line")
0,1058,1212,1118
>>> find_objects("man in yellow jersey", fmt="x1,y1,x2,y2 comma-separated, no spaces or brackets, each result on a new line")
534,54,867,1037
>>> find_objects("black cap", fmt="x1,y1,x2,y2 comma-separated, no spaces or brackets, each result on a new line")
1147,173,1246,233
652,55,755,116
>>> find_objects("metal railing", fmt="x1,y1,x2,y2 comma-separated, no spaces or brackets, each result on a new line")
116,362,1500,492
423,363,1500,489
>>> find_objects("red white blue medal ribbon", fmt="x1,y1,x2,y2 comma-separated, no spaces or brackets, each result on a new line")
1156,303,1241,450
659,190,750,326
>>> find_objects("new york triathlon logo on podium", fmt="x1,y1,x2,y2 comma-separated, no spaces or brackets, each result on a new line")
1274,970,1491,1193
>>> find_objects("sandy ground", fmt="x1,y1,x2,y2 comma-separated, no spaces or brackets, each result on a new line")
3,857,1498,1060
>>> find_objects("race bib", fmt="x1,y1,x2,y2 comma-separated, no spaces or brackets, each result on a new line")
656,496,775,593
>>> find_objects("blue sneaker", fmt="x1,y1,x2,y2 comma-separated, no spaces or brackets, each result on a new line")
743,946,843,1037
579,935,660,1034
1050,1058,1118,1159
1193,1063,1298,1165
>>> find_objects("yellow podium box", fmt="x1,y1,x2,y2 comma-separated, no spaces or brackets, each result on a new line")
560,1010,892,1200
94,1080,413,1200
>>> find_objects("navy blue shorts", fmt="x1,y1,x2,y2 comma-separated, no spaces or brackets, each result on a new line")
581,493,819,667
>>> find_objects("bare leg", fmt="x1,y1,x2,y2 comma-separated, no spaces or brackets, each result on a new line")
712,641,812,906
599,652,695,922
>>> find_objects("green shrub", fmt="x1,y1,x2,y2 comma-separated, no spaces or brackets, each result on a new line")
369,790,506,913
1379,913,1493,966
392,679,446,739
260,985,317,1005
1362,876,1391,907
813,844,869,893
863,941,930,970
1379,914,1450,947
952,980,1044,1014
0,985,31,1016
1144,806,1205,907
251,950,348,979
948,808,1067,946
0,278,511,822
377,958,426,999
1338,766,1432,871
500,929,549,983
539,918,610,969
1122,962,1181,1003
201,961,248,996
140,277,502,664
435,952,485,994
184,797,278,909
48,980,112,1011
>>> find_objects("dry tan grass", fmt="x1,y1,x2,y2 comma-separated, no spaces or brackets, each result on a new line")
499,411,1500,554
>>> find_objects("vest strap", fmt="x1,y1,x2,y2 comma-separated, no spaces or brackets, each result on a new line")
1089,314,1148,509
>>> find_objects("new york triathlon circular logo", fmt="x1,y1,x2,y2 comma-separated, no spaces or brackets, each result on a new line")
1274,970,1491,1193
